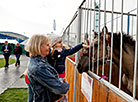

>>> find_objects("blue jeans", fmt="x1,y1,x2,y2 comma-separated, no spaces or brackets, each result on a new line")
15,54,21,65
4,53,10,67
27,83,34,102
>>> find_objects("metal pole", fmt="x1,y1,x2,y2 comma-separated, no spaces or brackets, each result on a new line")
92,0,96,72
102,0,106,75
109,0,114,83
97,0,101,75
67,27,70,46
116,14,118,32
131,17,134,36
86,0,89,33
89,0,93,71
88,0,92,71
84,2,87,42
133,0,138,99
81,7,136,16
119,0,123,89
73,8,82,102
127,12,130,35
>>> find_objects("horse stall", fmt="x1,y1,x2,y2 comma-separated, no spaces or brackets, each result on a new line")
62,0,138,102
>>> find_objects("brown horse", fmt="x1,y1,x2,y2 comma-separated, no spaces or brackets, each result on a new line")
77,26,138,98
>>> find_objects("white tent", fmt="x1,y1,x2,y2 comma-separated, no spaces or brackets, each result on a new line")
20,39,29,45
0,39,19,44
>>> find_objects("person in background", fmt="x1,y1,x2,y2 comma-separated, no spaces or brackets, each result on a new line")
50,36,89,102
14,43,22,67
1,41,12,69
25,34,69,102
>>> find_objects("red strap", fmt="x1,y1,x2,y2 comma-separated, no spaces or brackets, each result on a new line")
25,75,30,84
24,69,30,84
59,72,65,78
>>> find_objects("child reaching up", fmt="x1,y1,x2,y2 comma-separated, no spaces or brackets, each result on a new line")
50,36,89,79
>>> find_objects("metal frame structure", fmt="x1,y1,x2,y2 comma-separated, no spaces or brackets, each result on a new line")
62,0,138,101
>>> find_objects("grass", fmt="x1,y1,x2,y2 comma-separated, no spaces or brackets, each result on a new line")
0,88,28,102
0,56,28,102
0,58,16,68
20,75,25,78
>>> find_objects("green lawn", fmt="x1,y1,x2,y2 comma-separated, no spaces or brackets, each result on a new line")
20,75,25,78
0,58,16,68
0,88,28,102
0,57,28,102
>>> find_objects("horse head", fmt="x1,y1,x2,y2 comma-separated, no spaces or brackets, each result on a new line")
92,26,111,64
77,47,92,73
93,27,138,98
77,26,138,99
77,26,111,74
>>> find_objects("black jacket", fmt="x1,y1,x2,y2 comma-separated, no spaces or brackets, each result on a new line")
14,46,22,55
1,44,12,55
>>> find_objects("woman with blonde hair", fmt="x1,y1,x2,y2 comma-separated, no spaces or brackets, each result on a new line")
25,34,69,102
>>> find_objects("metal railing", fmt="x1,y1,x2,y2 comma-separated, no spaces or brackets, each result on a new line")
62,0,138,101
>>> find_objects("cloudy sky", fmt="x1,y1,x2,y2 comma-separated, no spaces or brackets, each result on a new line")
0,0,137,38
0,0,82,37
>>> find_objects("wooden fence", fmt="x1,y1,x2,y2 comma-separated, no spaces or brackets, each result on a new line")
65,58,128,102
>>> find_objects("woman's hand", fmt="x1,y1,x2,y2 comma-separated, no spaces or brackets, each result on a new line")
62,78,67,83
29,53,34,58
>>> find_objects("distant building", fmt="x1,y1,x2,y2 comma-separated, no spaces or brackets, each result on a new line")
0,31,29,54
0,31,28,43
53,19,56,31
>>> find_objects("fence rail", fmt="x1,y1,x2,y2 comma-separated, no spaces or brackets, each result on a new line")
62,0,138,101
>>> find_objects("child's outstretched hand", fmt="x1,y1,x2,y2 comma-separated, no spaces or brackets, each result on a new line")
82,44,89,49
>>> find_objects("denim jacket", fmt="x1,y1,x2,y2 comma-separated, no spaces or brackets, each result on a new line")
28,55,69,102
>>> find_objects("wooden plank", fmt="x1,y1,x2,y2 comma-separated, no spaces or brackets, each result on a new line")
65,59,128,102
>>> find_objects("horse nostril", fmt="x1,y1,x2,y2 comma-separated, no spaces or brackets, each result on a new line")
77,64,83,73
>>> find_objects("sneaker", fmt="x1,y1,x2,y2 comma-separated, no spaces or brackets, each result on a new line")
5,67,8,70
15,64,17,67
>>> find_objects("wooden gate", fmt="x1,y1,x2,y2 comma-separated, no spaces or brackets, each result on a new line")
65,58,131,102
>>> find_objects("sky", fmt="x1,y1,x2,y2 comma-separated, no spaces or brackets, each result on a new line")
0,0,83,38
0,0,137,38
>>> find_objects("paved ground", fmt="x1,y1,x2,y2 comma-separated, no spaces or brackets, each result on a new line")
0,54,29,94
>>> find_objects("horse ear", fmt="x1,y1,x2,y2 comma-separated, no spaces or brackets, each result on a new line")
105,26,108,34
84,33,88,40
84,33,89,45
102,26,108,35
102,26,110,44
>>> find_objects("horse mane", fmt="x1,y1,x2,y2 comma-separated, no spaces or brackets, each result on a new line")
108,32,135,52
114,32,135,45
124,33,135,45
